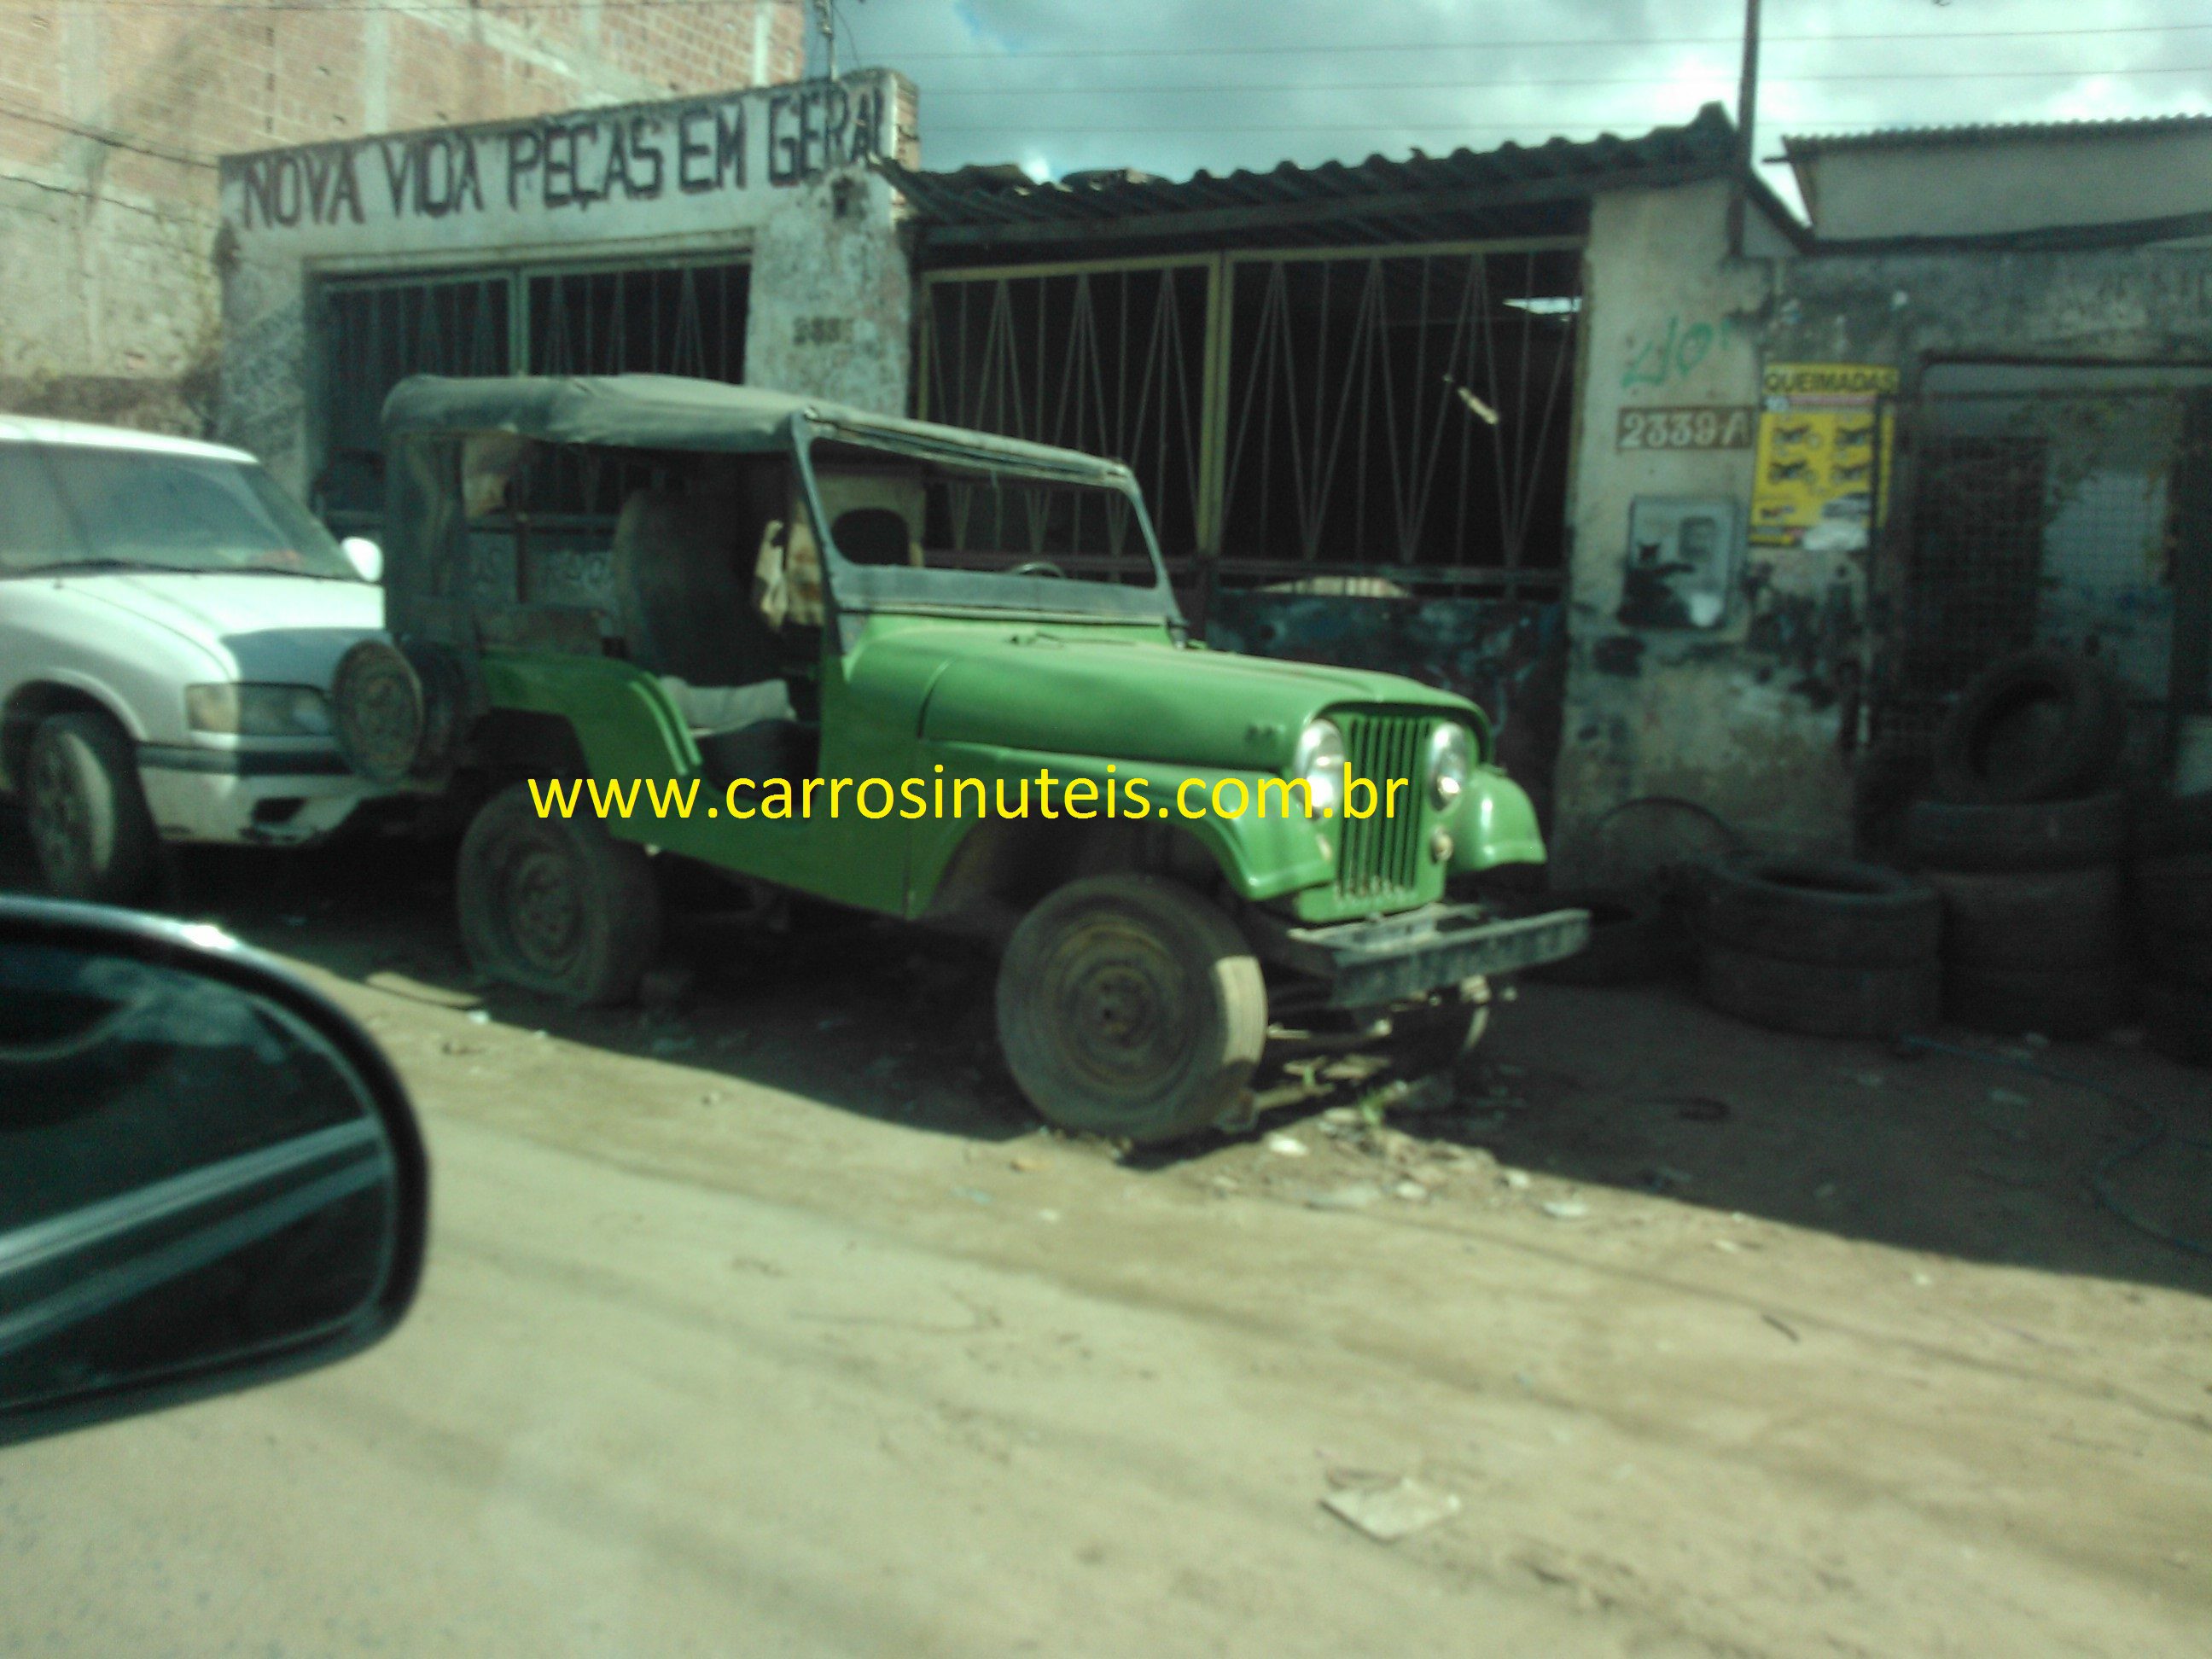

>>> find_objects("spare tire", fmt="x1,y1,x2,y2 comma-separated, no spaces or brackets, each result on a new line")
1931,649,2124,805
333,637,467,785
1697,854,1940,969
1699,942,1938,1039
1903,793,2125,872
1523,888,1671,986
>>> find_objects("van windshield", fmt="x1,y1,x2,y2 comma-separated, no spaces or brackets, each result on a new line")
0,445,357,580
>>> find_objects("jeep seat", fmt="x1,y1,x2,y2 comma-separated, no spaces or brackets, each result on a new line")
611,486,771,686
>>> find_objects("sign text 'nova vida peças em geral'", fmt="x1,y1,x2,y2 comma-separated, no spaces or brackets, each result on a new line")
227,75,898,233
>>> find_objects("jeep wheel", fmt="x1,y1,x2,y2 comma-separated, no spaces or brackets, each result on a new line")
997,874,1266,1145
457,783,661,1006
25,712,158,903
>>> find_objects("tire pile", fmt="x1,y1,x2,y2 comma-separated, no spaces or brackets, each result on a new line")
1907,649,2132,1042
1902,648,2210,1062
2134,793,2212,1066
1694,854,1941,1039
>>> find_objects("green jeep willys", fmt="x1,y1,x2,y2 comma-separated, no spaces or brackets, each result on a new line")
331,374,1586,1143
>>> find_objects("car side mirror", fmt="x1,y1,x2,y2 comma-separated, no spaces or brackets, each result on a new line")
0,899,426,1449
340,537,383,584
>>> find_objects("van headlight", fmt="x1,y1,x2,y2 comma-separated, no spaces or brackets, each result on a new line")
186,684,334,737
1292,719,1346,818
1428,722,1473,810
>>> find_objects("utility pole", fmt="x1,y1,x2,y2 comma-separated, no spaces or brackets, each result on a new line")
812,0,861,80
1729,0,1763,254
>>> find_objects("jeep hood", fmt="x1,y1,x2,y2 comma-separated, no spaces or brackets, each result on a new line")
883,626,1475,771
66,573,387,684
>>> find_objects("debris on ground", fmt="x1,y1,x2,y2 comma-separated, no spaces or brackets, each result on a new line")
1307,1183,1382,1212
1540,1199,1590,1220
1263,1134,1310,1158
1321,1474,1463,1542
1503,1170,1533,1190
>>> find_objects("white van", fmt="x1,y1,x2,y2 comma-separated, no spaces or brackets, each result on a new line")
0,416,394,900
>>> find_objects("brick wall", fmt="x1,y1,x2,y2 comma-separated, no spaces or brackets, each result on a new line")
0,0,807,433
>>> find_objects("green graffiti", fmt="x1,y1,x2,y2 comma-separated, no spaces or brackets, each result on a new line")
1622,315,1734,390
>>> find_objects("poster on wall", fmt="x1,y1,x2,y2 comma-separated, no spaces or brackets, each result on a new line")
1749,363,1900,552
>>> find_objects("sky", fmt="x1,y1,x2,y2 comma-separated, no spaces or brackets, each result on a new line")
812,0,2212,203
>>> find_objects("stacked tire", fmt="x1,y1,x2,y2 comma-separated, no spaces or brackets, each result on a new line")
1908,649,2133,1042
2134,791,2212,1067
1695,854,1941,1039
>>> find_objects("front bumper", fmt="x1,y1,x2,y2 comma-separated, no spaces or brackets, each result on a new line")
1248,901,1591,1009
137,743,389,847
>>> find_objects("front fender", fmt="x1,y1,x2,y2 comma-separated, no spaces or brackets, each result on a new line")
479,652,698,781
908,744,1337,911
1447,765,1546,872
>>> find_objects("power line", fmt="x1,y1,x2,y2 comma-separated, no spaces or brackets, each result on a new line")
859,20,2212,59
918,64,2212,97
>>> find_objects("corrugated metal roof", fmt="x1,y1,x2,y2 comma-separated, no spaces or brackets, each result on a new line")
1783,113,2212,159
890,103,1745,258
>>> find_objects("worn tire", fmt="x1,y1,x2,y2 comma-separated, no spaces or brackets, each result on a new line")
456,782,662,1006
1903,793,2126,872
997,873,1267,1145
24,712,158,903
2144,981,2212,1066
2133,790,2212,859
1945,965,2122,1043
332,637,468,784
1525,888,1670,986
1931,649,2124,805
1697,854,1940,969
1925,865,2123,970
1698,941,1939,1039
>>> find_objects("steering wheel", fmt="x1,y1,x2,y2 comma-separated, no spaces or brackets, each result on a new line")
1005,561,1067,579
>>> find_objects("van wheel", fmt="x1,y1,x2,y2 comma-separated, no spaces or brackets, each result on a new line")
456,783,661,1006
997,874,1267,1145
25,712,157,903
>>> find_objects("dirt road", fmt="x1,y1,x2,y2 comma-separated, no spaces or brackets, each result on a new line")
2,841,2209,1656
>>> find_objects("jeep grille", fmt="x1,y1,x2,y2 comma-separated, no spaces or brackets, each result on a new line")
1336,711,1430,902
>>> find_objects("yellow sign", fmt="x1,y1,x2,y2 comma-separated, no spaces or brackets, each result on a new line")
1750,362,1900,551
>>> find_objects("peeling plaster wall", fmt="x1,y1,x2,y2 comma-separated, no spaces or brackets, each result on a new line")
1552,178,2212,882
1552,180,1859,881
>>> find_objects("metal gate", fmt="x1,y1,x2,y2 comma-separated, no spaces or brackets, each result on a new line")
1864,367,2212,839
917,242,1581,597
317,259,750,533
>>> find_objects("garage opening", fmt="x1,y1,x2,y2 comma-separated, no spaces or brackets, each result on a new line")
316,259,751,538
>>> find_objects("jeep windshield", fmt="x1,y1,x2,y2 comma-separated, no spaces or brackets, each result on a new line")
801,434,1179,623
0,445,358,581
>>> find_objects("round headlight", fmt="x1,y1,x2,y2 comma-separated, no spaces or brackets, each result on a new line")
1292,719,1346,818
1428,722,1473,810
